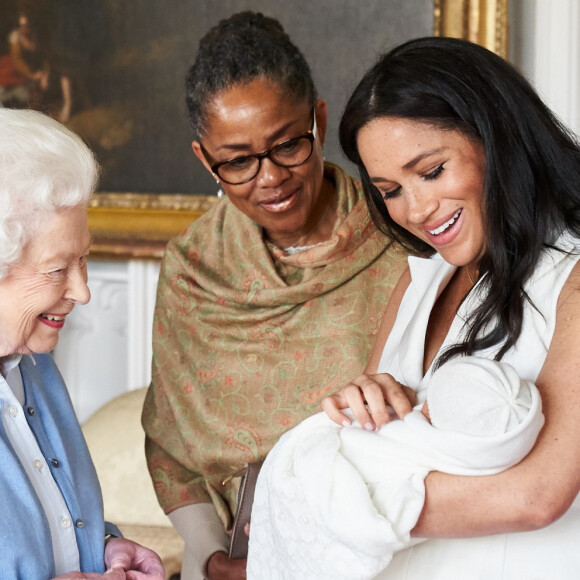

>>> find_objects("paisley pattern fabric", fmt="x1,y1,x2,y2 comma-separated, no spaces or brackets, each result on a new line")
142,163,408,530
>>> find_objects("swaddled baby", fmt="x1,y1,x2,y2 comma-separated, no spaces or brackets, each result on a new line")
247,357,544,580
426,356,535,436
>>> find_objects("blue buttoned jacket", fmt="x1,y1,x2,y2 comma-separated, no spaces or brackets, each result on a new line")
0,353,118,579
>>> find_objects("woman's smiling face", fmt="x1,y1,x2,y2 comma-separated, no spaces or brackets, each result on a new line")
357,117,487,267
192,78,328,249
0,206,91,356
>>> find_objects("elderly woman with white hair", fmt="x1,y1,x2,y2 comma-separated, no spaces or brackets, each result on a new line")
0,108,164,580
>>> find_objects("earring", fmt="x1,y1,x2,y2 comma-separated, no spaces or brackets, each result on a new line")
213,174,224,198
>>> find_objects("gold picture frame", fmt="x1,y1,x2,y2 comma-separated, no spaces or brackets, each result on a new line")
88,192,218,260
434,0,509,59
88,0,509,260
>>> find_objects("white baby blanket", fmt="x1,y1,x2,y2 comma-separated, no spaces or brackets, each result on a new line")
247,362,544,580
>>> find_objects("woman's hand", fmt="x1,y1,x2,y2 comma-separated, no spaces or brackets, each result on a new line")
103,537,165,579
206,522,250,579
206,551,247,579
51,537,165,580
53,572,126,579
322,372,416,430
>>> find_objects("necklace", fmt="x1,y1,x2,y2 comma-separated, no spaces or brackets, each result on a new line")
466,265,478,286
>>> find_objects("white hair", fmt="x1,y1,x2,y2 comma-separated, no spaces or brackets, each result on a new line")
0,109,98,278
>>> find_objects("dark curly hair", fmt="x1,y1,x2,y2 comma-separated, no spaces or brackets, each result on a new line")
185,11,317,140
340,36,580,366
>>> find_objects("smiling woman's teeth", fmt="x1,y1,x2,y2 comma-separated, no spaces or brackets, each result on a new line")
428,209,462,236
264,194,295,212
40,314,64,322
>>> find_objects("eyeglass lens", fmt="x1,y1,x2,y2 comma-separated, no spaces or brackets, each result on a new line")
217,135,314,184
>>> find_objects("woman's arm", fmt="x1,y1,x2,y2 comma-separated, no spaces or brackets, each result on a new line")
413,261,580,536
168,503,229,579
365,267,412,373
170,504,248,579
324,261,580,537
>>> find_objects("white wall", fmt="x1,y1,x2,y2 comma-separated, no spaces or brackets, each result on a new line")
510,0,580,135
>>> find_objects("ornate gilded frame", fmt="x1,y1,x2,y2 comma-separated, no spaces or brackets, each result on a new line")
88,193,218,259
434,0,509,58
88,0,509,259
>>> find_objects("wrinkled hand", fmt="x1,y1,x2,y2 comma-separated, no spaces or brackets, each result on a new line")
104,537,165,580
207,551,247,579
52,569,126,579
322,372,417,430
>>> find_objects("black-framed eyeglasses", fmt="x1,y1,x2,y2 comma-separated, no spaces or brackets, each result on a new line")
202,112,318,186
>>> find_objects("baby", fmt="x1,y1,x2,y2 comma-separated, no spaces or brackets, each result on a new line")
247,356,544,580
422,355,536,434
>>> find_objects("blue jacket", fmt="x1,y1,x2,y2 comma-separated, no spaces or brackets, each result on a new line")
0,354,111,579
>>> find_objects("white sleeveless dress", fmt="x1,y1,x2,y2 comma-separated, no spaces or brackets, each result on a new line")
374,233,580,580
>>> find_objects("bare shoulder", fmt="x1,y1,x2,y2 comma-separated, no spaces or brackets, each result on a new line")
539,258,580,381
540,258,580,384
365,266,412,373
386,266,412,316
557,257,580,310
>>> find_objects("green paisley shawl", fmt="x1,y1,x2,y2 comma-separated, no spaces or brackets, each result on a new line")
142,163,408,530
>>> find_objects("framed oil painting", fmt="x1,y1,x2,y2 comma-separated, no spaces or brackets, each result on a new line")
0,0,508,258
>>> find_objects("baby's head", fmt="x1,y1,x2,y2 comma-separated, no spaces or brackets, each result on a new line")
427,357,534,437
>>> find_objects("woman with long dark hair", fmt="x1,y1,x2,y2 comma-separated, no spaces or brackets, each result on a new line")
320,36,580,578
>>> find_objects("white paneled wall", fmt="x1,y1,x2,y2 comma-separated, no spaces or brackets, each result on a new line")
53,260,160,423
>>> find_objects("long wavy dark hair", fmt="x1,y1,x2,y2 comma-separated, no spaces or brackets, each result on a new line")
340,36,580,365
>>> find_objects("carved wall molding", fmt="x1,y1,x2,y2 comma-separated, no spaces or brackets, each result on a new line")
54,260,160,423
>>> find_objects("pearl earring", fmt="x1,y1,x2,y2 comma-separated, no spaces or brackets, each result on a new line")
212,174,224,197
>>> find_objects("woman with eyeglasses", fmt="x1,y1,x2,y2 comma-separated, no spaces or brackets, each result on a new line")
141,11,408,580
